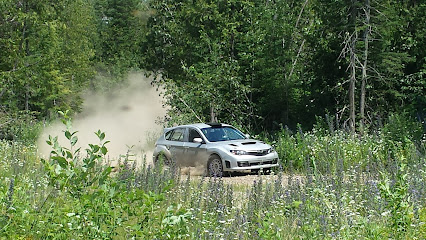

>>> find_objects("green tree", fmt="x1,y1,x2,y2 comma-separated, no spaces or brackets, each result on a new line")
0,0,96,118
94,0,147,75
313,0,425,132
145,0,255,127
245,0,320,129
144,0,321,130
142,0,425,131
371,0,425,120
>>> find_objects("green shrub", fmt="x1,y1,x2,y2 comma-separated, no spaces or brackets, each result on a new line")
382,112,424,147
379,163,414,238
0,110,42,144
1,115,424,239
41,111,112,197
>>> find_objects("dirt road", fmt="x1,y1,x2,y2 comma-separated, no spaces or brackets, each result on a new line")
181,171,304,186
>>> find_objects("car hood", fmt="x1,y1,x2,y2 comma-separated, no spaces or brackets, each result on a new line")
219,139,272,151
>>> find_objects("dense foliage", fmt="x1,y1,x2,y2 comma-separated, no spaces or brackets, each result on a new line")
1,0,425,135
1,1,424,239
144,0,425,131
0,0,148,140
0,0,96,116
1,119,425,239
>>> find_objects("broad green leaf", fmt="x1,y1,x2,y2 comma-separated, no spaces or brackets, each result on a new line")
52,156,68,168
65,130,71,140
101,146,108,155
71,136,78,146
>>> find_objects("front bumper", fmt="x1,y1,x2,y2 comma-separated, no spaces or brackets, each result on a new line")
223,152,280,171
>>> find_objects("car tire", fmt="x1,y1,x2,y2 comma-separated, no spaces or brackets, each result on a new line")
208,155,224,177
155,152,170,166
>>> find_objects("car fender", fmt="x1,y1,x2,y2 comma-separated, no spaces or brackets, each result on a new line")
205,147,229,166
153,145,172,162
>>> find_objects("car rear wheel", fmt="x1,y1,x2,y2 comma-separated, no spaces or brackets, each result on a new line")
155,152,171,166
208,155,223,177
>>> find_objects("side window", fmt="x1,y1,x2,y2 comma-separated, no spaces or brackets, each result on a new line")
165,130,174,140
188,128,202,142
170,128,185,142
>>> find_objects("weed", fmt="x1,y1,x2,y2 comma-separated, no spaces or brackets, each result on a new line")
1,117,424,239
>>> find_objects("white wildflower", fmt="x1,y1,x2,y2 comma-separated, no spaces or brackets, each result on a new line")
381,211,390,217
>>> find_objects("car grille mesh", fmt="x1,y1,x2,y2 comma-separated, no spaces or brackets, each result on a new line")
247,149,269,156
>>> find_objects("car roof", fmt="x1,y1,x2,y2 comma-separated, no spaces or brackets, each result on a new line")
165,123,232,131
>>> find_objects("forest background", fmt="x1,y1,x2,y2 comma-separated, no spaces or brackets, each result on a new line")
1,0,424,139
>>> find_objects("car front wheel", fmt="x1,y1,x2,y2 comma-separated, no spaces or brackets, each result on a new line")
155,152,171,166
208,155,223,177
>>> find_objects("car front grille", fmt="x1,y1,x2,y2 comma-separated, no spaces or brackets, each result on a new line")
247,149,269,156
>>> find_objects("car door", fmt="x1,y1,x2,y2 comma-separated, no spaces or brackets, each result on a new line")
183,127,208,167
168,127,187,165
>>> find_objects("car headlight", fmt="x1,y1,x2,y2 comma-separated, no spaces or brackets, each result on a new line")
267,148,275,154
230,150,248,155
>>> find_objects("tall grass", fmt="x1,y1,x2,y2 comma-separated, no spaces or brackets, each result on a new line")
1,116,425,239
268,119,425,175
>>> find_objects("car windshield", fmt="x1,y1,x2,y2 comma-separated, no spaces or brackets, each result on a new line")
201,126,246,142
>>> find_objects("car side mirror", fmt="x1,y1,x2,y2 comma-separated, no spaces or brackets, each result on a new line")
245,134,250,139
193,138,203,143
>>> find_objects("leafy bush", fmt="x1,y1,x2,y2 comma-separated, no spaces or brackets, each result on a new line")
379,163,414,237
382,112,424,146
0,112,182,239
271,121,424,174
41,111,112,197
0,110,42,144
1,117,424,239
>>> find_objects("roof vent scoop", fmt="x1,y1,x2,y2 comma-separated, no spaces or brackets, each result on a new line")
207,122,222,127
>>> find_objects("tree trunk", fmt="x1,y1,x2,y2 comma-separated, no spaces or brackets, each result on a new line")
349,32,357,134
359,0,370,134
210,104,217,123
25,84,29,111
25,37,30,111
348,0,358,134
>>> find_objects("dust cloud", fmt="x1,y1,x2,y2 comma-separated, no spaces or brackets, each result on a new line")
37,72,166,167
181,164,207,177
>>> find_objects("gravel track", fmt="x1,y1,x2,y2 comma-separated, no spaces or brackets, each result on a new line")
181,171,304,186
